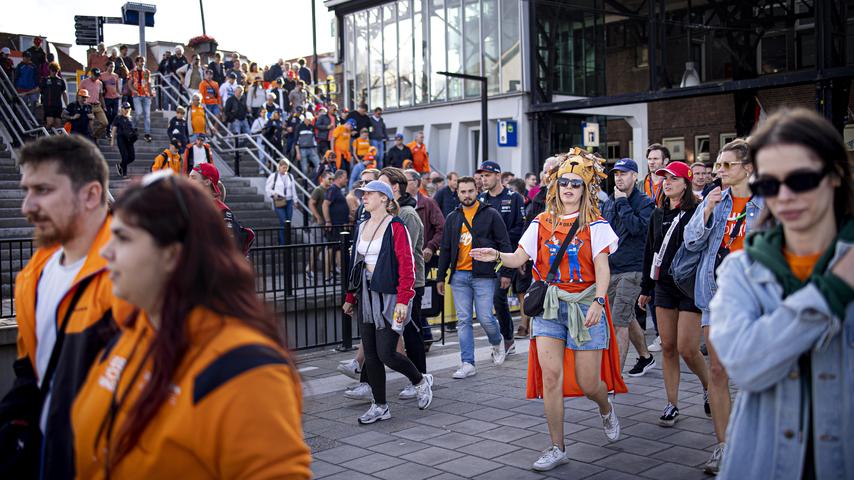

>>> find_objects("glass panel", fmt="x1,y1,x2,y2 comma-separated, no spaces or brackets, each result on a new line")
430,0,447,102
447,0,463,99
760,33,787,74
369,7,384,109
500,0,521,93
463,0,481,97
482,0,499,94
355,10,369,107
344,14,356,109
384,3,398,108
398,0,413,107
414,0,427,104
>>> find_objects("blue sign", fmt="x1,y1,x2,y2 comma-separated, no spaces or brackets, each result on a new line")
497,120,517,147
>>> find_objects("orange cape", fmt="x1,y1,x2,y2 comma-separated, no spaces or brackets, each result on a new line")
526,299,628,398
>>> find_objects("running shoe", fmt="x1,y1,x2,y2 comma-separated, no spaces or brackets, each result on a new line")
415,373,434,410
648,335,662,352
659,402,680,427
337,359,361,380
704,389,712,417
704,442,726,475
505,340,516,355
627,355,656,377
399,384,416,400
344,382,373,401
452,362,477,379
358,403,390,425
601,396,621,441
532,445,569,471
492,344,507,366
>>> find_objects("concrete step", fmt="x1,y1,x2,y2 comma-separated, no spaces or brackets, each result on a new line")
0,218,31,228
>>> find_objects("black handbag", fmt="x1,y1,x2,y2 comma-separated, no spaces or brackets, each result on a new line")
523,220,580,318
0,276,93,478
347,216,389,292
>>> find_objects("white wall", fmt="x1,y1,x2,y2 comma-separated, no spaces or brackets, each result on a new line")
381,93,531,176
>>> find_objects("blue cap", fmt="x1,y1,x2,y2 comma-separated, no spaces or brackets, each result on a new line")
612,158,638,173
395,132,404,140
476,161,501,174
346,119,356,128
354,180,394,201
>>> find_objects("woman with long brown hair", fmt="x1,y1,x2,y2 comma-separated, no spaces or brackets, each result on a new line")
71,170,310,479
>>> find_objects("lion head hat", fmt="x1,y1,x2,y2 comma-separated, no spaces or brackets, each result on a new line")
544,147,608,222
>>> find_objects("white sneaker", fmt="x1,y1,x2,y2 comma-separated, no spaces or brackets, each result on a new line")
532,445,569,471
492,344,507,366
337,359,361,380
601,396,620,441
399,384,417,400
415,373,434,410
452,362,477,379
358,403,390,424
648,335,662,352
704,442,726,475
343,382,373,401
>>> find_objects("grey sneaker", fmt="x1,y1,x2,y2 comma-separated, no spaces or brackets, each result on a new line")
337,359,361,380
358,403,390,425
399,384,417,400
415,373,434,409
532,445,568,471
452,362,477,379
602,396,620,441
344,382,373,401
492,344,507,366
704,442,726,475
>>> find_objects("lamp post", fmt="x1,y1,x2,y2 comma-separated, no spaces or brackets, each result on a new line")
437,71,488,171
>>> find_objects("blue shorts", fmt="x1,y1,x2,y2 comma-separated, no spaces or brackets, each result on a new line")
532,301,609,350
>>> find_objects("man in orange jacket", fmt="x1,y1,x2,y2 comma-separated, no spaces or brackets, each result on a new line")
407,130,430,174
0,135,131,479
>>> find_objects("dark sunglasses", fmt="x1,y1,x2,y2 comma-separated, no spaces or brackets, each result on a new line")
749,168,828,197
557,177,585,189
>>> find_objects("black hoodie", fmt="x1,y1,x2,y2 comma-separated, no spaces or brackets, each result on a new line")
437,200,512,282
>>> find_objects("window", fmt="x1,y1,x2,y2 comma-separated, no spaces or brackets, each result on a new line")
369,7,384,108
344,14,355,109
354,10,369,106
694,135,710,163
662,137,686,161
414,0,428,104
719,133,737,154
482,0,499,94
447,0,463,99
398,0,413,107
430,0,447,102
606,142,621,160
760,32,788,74
463,0,481,97
500,0,522,92
384,3,398,108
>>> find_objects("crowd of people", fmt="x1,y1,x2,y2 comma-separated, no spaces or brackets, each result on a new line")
1,52,853,478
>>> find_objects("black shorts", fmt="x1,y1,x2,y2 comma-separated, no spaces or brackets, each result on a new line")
43,106,62,119
654,279,700,313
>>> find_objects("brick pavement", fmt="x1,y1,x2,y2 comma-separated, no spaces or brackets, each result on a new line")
298,328,718,480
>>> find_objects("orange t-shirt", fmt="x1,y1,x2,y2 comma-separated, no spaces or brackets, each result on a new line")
189,104,206,134
519,212,618,294
784,250,822,282
354,137,372,157
643,174,662,201
455,204,478,271
721,196,750,252
332,125,352,165
199,79,220,105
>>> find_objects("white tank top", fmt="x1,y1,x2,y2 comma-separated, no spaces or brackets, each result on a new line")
357,236,382,267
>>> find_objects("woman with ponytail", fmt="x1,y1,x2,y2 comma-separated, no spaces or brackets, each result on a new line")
71,170,310,479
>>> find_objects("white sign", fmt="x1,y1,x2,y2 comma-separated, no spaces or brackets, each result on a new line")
582,122,600,147
421,291,432,310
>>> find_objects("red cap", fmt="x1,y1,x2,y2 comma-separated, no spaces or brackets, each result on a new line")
193,163,221,195
655,161,693,180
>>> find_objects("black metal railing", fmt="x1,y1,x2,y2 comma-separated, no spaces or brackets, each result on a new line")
253,223,354,248
0,238,35,319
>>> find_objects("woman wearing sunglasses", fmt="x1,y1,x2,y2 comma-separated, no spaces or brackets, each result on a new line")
710,109,854,479
681,138,764,474
471,148,625,472
71,171,311,479
638,161,710,429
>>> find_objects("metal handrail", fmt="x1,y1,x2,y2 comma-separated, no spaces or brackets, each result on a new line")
0,67,44,132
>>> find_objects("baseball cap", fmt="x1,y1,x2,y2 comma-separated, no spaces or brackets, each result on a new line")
121,101,132,109
354,180,394,201
77,88,90,97
612,158,638,173
656,161,693,180
90,68,101,77
395,132,404,140
196,133,206,140
0,47,10,55
227,72,237,79
345,119,356,128
193,163,221,194
476,161,501,174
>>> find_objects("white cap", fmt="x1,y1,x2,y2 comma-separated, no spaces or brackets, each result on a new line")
0,47,10,55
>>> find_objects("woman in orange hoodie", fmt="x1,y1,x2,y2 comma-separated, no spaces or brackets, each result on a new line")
71,170,311,479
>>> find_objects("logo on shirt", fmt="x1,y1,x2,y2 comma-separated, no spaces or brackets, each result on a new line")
459,232,472,247
98,355,127,392
546,235,585,282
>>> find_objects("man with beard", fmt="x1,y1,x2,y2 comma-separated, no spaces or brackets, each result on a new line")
0,135,130,478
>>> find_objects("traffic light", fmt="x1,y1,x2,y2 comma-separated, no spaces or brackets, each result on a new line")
74,15,103,46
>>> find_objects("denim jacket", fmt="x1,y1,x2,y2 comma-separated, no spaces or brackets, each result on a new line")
709,242,854,480
683,188,763,310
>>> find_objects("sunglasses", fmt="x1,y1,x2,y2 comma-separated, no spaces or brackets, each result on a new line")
557,177,585,189
713,160,744,170
749,168,828,197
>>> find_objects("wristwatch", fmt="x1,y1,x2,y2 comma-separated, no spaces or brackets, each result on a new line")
594,296,606,306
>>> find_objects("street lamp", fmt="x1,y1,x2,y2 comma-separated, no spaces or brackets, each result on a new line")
436,71,488,171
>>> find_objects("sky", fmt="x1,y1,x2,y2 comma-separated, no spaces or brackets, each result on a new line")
0,0,337,65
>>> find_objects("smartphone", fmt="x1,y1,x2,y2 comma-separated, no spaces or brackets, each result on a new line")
711,178,722,190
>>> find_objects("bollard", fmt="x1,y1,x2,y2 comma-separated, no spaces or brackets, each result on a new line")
283,220,293,296
336,230,355,351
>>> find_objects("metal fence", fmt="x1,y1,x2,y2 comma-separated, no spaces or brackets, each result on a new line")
0,238,35,319
253,223,354,248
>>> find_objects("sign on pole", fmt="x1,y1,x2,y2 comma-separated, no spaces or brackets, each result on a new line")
74,15,102,46
497,120,518,147
582,121,600,147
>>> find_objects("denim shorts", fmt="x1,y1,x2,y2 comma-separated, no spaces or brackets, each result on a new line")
532,301,609,351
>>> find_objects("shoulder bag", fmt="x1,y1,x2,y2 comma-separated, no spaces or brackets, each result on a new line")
523,219,580,318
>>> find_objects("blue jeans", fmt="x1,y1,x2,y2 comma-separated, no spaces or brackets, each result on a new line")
274,200,293,245
230,119,251,136
299,147,320,175
370,139,385,168
132,96,151,134
205,104,221,116
450,271,502,365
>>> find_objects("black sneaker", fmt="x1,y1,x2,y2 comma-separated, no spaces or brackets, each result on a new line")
115,164,123,177
704,390,712,417
627,355,656,377
144,134,152,143
446,323,457,333
659,403,679,427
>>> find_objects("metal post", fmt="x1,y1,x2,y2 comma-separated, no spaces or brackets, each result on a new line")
481,79,488,167
138,15,146,58
311,0,319,84
337,230,355,351
284,220,293,295
199,0,207,35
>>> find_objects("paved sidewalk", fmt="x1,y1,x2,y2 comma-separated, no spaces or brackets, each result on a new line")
299,328,718,480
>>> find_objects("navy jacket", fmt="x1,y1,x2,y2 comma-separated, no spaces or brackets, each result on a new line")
437,201,512,282
601,188,655,274
478,187,526,245
434,186,460,217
